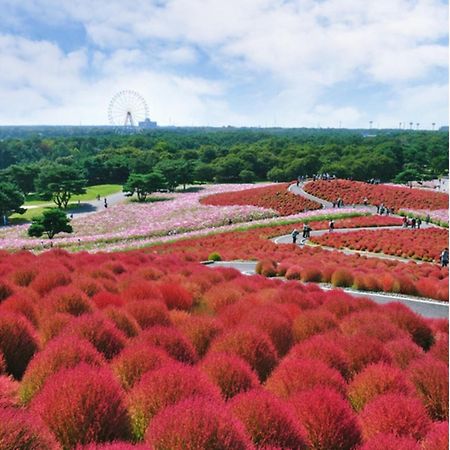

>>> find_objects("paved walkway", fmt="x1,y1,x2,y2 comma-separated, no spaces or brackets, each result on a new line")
206,261,448,318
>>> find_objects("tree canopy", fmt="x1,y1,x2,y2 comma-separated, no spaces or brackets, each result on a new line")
0,182,25,223
28,208,73,239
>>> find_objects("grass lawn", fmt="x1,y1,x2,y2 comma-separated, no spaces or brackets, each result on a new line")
23,185,122,206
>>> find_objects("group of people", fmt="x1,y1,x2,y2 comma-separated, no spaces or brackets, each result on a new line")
402,216,422,229
291,223,313,244
332,198,344,208
376,203,393,215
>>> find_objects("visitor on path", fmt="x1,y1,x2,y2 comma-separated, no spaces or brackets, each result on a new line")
292,229,300,244
402,216,408,228
104,198,108,209
411,218,416,229
328,220,335,232
363,197,368,206
440,248,449,267
426,214,430,225
417,218,422,229
302,223,311,239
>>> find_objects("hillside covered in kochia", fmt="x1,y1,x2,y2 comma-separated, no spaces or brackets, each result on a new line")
0,128,448,190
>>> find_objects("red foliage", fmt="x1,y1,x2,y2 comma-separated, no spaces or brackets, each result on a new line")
230,389,306,449
127,362,221,440
31,364,130,448
385,337,424,368
0,374,19,407
422,421,449,450
266,358,346,398
0,312,38,379
359,433,421,450
61,313,126,359
347,362,413,411
359,393,431,441
20,335,105,404
208,326,278,381
103,306,141,338
292,309,338,342
0,290,39,326
46,286,93,316
79,443,151,450
125,300,171,329
304,179,448,210
92,291,124,309
136,326,197,364
38,311,72,345
407,356,449,421
429,332,449,364
200,353,259,399
200,182,321,215
0,280,13,301
0,407,59,449
145,397,253,450
331,268,354,287
158,282,194,310
111,343,171,390
290,387,361,450
121,280,161,302
30,269,71,295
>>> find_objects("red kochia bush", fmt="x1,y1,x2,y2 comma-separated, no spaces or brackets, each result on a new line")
208,327,278,381
111,343,172,390
290,387,361,450
0,280,14,301
200,353,259,399
31,364,130,448
358,433,421,450
0,407,59,449
20,335,105,404
127,362,222,441
0,375,19,407
0,312,38,379
158,282,194,310
145,397,253,450
30,269,71,295
230,389,306,449
103,306,141,338
407,356,449,421
421,421,449,450
46,286,93,316
125,300,171,329
0,290,39,326
265,358,346,398
62,313,126,359
347,363,413,411
136,326,197,364
38,312,72,345
292,309,338,342
429,332,449,364
92,291,124,309
359,393,431,441
384,337,424,369
79,443,151,449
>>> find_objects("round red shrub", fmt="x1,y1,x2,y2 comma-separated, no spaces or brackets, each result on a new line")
407,356,448,421
0,290,39,326
125,300,171,329
348,362,413,411
358,433,421,450
0,312,38,379
122,280,162,302
200,353,259,399
11,267,37,287
172,313,223,357
290,387,361,450
429,333,449,364
0,280,13,301
145,397,252,450
359,393,431,441
285,265,302,280
384,337,424,369
103,306,141,338
383,303,434,350
292,309,337,342
111,343,172,390
31,364,130,448
331,268,354,287
0,407,59,449
30,269,71,295
92,291,124,309
422,421,449,450
20,335,105,404
38,312,72,345
136,326,197,364
158,282,194,310
79,443,151,449
230,389,306,449
208,327,278,381
62,314,126,359
46,286,93,316
203,283,242,312
266,358,346,398
288,333,350,378
127,362,221,441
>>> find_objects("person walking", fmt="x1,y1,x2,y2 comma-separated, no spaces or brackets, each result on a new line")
417,218,422,229
426,214,430,225
302,224,308,239
411,218,416,229
440,248,449,267
328,220,335,232
292,229,300,244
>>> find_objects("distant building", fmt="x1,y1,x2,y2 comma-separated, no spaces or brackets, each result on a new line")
139,118,157,129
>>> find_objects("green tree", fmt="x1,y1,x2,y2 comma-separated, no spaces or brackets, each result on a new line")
123,172,166,202
0,182,25,224
194,162,215,182
36,164,86,208
239,169,256,182
3,164,39,195
28,208,73,239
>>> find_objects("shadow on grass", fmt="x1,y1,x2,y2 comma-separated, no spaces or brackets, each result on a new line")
130,197,172,204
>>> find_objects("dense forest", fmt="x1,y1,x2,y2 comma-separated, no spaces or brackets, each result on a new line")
0,128,448,193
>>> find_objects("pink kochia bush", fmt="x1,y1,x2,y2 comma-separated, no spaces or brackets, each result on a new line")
229,389,307,449
145,397,253,450
31,364,131,449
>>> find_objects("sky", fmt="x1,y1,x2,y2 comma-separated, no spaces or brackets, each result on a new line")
0,0,448,128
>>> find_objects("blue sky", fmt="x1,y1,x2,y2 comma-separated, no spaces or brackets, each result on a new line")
0,0,448,128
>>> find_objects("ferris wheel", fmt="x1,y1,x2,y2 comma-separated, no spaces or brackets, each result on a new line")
108,90,149,128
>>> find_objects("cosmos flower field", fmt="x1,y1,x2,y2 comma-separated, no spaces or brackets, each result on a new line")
0,180,448,449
